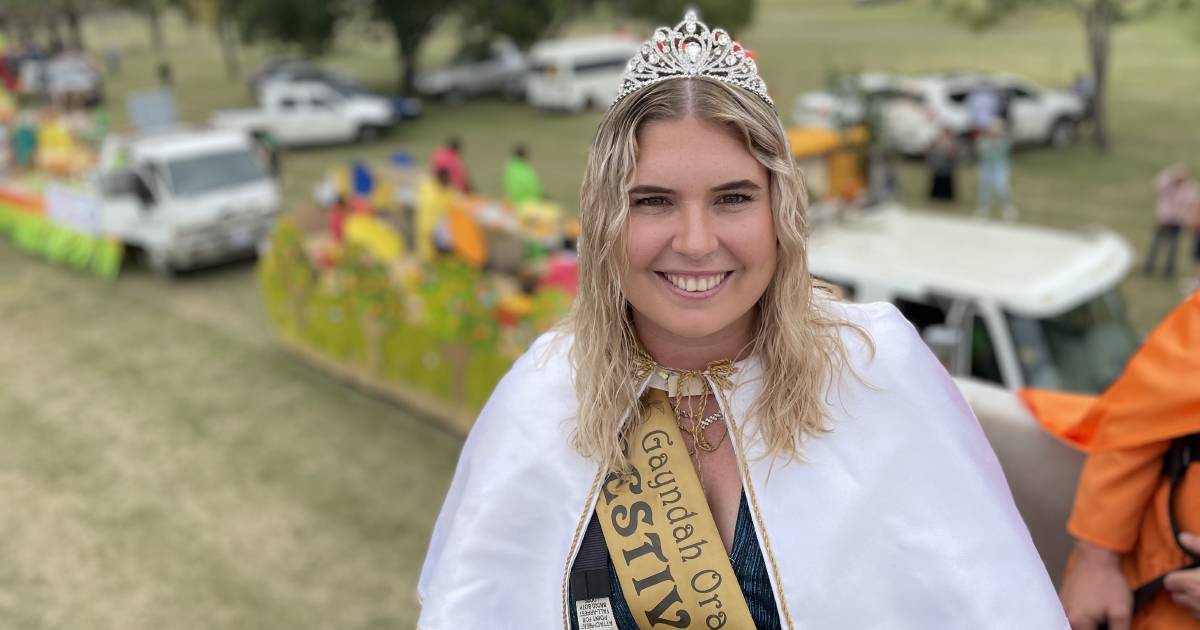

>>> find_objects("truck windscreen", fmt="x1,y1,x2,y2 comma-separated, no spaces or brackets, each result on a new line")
1006,288,1139,394
167,149,266,197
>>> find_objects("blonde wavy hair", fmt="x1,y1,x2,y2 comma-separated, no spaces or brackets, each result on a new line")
565,77,867,473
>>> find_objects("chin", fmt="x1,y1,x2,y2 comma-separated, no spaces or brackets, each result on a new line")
658,313,741,341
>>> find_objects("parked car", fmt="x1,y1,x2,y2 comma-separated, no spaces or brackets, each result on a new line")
250,60,422,121
415,40,527,102
793,72,1085,155
18,54,104,106
245,56,306,96
525,36,640,112
211,81,395,147
808,203,1137,583
91,127,282,275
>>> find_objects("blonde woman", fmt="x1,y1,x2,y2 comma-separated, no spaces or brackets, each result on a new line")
418,12,1065,629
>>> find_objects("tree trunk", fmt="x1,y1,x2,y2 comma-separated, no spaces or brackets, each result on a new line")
144,0,172,85
1082,0,1111,152
395,33,421,96
218,18,240,80
63,1,85,50
146,1,165,53
44,20,65,52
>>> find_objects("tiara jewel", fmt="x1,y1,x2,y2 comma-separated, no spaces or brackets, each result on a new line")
613,10,773,109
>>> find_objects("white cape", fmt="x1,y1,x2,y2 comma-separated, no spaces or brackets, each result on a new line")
418,302,1068,629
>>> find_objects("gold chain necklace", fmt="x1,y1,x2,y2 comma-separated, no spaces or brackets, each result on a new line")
633,354,738,487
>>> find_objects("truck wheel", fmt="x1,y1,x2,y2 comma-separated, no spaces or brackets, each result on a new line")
143,248,177,279
1046,118,1076,148
357,125,384,143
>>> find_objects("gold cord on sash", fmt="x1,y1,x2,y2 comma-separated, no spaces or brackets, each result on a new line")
594,388,754,630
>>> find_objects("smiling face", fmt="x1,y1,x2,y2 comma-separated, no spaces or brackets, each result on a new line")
622,115,777,366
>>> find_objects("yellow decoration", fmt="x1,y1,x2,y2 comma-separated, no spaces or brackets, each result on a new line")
0,90,15,123
344,213,404,262
332,167,350,198
516,200,562,240
498,293,534,318
36,119,90,176
415,176,454,261
370,177,395,209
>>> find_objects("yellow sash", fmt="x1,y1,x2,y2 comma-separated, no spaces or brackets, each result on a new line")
595,389,754,629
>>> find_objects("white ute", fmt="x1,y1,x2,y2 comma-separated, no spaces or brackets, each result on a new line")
93,127,282,274
211,81,395,146
809,204,1138,582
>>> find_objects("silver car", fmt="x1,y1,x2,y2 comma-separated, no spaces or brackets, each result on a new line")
415,40,528,102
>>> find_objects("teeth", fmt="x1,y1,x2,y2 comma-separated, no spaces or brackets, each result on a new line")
665,272,727,293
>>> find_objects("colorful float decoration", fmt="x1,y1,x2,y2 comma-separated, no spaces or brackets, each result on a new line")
0,100,121,279
258,155,578,432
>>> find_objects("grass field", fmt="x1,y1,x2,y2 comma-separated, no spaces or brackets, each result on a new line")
2,1,1198,628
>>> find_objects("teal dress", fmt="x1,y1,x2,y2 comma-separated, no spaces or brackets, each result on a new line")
570,493,783,629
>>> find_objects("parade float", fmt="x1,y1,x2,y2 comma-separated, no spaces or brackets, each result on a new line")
0,90,125,279
258,156,577,432
0,90,281,278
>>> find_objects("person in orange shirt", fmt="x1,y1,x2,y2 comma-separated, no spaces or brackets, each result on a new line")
1055,293,1200,629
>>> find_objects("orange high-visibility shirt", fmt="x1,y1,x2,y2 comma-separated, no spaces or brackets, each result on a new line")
1022,293,1200,628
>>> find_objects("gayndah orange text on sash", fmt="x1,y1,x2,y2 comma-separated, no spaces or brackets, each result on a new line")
595,389,754,630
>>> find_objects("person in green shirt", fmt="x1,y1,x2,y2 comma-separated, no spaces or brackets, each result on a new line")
503,144,543,206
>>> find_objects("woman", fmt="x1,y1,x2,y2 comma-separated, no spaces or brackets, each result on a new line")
974,119,1017,221
927,127,959,202
418,12,1064,629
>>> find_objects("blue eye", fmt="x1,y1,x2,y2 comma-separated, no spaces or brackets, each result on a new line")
717,193,753,205
633,196,671,207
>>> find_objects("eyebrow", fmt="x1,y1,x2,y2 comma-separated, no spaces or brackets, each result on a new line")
629,179,763,195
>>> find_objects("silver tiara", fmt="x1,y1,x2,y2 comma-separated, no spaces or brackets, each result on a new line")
613,10,773,109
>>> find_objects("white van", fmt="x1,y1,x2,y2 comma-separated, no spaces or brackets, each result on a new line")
809,204,1138,583
525,36,640,112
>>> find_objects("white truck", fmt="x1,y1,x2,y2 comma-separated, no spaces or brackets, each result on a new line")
210,81,395,147
92,127,282,274
808,204,1138,583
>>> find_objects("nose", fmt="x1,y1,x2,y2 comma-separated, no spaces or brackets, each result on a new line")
671,204,719,259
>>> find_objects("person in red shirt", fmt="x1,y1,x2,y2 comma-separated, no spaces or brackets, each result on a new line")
429,137,470,193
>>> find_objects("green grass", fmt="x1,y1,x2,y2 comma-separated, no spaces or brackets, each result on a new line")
2,1,1198,628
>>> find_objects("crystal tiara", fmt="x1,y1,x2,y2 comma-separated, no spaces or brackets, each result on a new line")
613,10,773,109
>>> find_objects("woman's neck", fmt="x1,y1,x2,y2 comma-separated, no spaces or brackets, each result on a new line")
632,309,756,371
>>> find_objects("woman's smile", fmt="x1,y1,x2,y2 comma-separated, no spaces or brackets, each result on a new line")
656,270,733,299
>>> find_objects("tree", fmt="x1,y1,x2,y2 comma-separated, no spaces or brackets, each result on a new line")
371,0,460,95
624,0,756,36
458,0,570,48
230,0,343,56
178,0,241,78
933,0,1196,152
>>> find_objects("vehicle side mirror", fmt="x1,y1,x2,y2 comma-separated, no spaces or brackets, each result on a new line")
100,170,137,198
922,324,962,371
134,175,156,207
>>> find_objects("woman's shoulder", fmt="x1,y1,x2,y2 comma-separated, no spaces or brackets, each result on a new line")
493,328,576,399
819,299,924,366
470,329,579,438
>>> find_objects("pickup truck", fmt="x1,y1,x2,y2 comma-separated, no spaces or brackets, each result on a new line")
93,127,282,274
210,81,395,147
